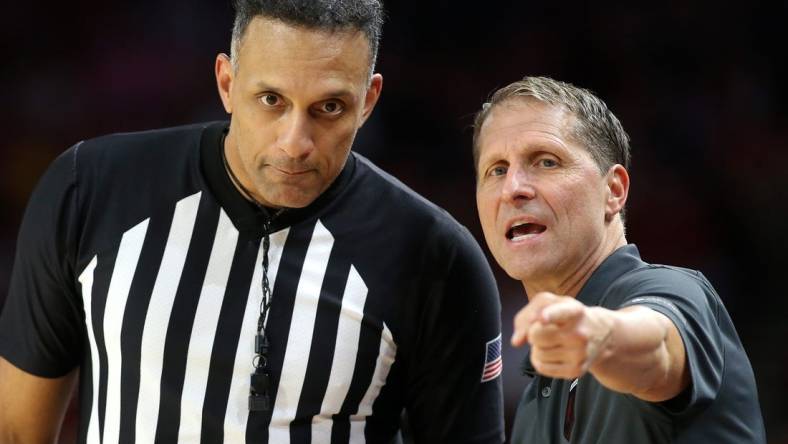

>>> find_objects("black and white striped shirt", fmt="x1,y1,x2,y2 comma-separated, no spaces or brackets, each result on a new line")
0,122,504,443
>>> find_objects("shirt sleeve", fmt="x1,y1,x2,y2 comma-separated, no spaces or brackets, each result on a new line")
0,144,85,377
612,266,724,415
403,222,505,443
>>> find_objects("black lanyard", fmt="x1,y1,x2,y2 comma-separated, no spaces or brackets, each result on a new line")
220,134,283,411
249,218,278,412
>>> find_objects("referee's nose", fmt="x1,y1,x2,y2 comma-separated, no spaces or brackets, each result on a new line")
277,111,316,161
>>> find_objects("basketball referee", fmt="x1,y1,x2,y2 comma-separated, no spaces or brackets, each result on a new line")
0,1,505,443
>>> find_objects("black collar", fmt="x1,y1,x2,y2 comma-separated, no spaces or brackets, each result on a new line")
199,121,356,237
520,244,645,376
575,244,644,306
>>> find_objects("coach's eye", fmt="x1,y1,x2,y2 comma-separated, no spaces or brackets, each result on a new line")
489,166,508,177
537,158,558,168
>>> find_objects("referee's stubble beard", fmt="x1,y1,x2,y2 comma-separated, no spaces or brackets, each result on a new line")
214,16,383,209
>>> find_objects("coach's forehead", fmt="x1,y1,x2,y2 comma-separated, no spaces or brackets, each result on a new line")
478,99,577,156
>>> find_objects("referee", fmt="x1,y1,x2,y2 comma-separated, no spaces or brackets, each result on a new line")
473,76,765,443
0,1,504,443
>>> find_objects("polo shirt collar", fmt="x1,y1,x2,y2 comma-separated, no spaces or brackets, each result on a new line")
575,244,644,306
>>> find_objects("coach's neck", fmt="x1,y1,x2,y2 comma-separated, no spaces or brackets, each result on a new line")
522,219,627,299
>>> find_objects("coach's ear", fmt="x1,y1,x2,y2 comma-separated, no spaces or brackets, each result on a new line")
215,53,234,114
605,164,629,222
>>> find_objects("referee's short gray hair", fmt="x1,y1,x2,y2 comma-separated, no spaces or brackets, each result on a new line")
472,76,631,175
230,0,384,76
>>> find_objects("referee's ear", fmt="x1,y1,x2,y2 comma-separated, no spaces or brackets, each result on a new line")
215,53,234,114
358,73,383,126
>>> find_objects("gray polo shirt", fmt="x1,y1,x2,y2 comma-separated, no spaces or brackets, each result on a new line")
510,245,765,443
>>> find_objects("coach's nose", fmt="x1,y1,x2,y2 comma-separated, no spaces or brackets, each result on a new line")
501,165,536,205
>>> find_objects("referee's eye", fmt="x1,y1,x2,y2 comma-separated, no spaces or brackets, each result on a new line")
316,100,344,115
260,94,281,107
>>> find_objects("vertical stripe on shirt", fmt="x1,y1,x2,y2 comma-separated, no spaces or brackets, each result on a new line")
177,209,239,442
331,296,386,444
102,218,149,444
199,232,258,443
349,322,397,443
135,192,201,444
311,265,369,443
289,245,352,443
246,222,314,443
153,194,221,443
118,200,183,444
89,237,121,443
78,256,100,444
269,220,335,444
223,228,289,444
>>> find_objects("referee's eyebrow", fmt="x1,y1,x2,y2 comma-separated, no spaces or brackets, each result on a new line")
254,81,356,102
254,81,283,94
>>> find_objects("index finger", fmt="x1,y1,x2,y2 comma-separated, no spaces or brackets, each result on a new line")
511,291,560,346
540,299,584,326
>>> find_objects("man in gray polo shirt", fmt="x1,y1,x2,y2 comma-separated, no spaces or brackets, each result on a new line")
472,75,766,443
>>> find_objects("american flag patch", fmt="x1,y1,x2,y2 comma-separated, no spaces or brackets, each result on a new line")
481,334,503,382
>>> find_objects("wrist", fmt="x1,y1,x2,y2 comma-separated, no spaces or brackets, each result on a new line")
587,307,618,373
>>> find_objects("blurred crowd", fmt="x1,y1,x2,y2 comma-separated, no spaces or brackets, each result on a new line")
1,1,786,442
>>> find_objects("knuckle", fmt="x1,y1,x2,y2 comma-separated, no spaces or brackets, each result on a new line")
573,328,591,343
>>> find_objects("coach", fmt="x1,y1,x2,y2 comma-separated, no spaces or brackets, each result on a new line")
473,76,765,443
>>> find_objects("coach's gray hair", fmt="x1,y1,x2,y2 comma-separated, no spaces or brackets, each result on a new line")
230,0,384,76
472,76,631,175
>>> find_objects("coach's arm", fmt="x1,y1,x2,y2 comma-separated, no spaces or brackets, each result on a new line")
512,291,690,402
0,357,77,444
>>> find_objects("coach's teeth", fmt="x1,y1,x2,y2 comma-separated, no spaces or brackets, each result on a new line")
507,223,546,240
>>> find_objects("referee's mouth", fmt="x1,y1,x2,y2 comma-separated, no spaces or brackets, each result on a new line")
270,166,312,176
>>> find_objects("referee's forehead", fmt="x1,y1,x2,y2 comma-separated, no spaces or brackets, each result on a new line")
233,17,373,91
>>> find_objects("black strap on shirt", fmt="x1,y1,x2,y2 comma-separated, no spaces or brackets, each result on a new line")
248,212,282,412
218,132,283,411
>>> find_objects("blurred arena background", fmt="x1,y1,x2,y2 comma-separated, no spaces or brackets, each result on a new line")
1,1,786,442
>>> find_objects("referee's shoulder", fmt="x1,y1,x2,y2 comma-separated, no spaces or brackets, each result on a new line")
74,121,214,162
352,152,477,246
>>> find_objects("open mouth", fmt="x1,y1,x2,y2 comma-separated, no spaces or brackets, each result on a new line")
506,222,547,241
